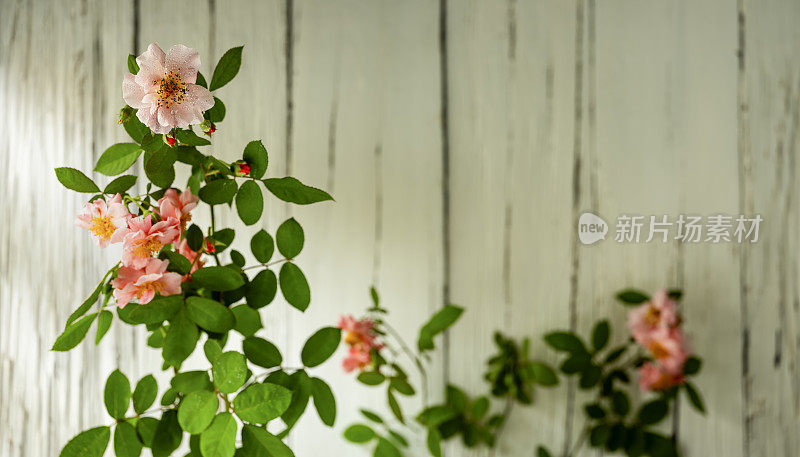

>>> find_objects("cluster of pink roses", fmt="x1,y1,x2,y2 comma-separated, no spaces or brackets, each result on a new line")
76,189,203,307
337,315,383,373
627,289,690,392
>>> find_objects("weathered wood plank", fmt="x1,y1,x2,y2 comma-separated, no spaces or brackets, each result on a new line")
289,1,444,454
739,0,800,455
446,1,577,456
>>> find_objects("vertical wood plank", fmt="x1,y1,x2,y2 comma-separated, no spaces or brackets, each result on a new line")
740,0,800,455
290,0,443,454
446,1,577,455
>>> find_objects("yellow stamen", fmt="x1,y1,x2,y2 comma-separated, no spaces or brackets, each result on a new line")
345,331,363,346
132,236,163,259
136,281,164,299
644,305,661,326
649,340,670,359
89,216,116,241
156,72,188,108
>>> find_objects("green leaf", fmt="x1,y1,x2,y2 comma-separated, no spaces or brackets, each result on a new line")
243,337,282,368
55,167,101,193
241,425,295,457
235,180,263,226
250,230,274,263
529,362,559,386
135,416,159,448
278,370,311,434
94,310,113,344
175,129,211,146
233,383,292,423
204,339,223,363
160,387,178,406
579,365,602,389
356,371,385,386
390,377,415,396
124,115,149,143
360,409,384,423
310,377,336,426
667,289,683,300
560,354,591,374
163,310,199,366
186,224,204,252
171,371,213,394
104,175,138,194
616,289,650,305
52,312,97,351
279,263,310,311
684,382,706,414
209,46,244,91
246,269,277,309
117,295,183,325
178,390,219,434
544,331,588,355
591,320,610,351
212,351,248,394
200,413,237,457
94,143,143,176
276,218,304,258
59,426,110,457
196,71,207,88
162,250,192,275
206,97,226,122
127,54,139,73
375,437,402,457
301,327,341,368
211,228,235,252
242,140,269,178
185,296,236,333
199,179,238,205
262,177,334,205
144,148,177,188
418,305,464,351
192,266,245,291
683,356,702,376
343,424,375,443
104,369,131,420
67,280,105,325
114,421,142,457
426,429,443,457
536,446,552,457
132,374,158,414
637,399,669,425
387,389,404,423
611,390,630,416
585,403,606,419
231,305,262,337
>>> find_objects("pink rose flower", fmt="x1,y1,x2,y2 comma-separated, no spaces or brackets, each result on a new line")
122,43,214,134
75,194,131,247
115,216,181,269
639,362,685,392
155,188,199,231
176,239,204,275
337,315,382,373
645,327,689,374
627,289,678,346
111,258,182,307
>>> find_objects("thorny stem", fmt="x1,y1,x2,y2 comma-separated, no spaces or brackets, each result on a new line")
382,321,429,408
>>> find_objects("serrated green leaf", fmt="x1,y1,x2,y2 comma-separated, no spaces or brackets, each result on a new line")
231,305,262,337
104,175,138,194
95,310,113,344
205,97,226,122
212,351,247,394
59,426,110,457
104,369,131,419
242,140,268,178
241,425,294,457
144,148,177,188
127,54,139,74
163,310,199,366
113,421,142,457
192,266,245,291
94,143,143,176
276,218,304,258
178,390,219,434
209,46,243,91
124,115,149,143
67,280,105,325
171,371,213,394
235,180,263,226
52,312,98,351
199,179,238,205
250,230,274,264
262,177,333,205
132,374,158,414
117,295,183,325
279,263,310,311
185,296,236,333
233,383,292,424
200,413,236,457
175,129,210,146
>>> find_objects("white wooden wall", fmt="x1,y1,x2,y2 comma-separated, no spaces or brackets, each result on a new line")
1,1,798,456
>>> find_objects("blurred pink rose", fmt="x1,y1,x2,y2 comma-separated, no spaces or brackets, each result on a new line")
123,43,214,134
639,362,685,392
645,327,689,374
115,215,181,268
75,194,131,247
112,258,182,307
156,188,198,231
627,289,678,346
338,315,382,373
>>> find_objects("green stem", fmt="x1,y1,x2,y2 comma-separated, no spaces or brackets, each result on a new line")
209,205,222,266
241,258,289,271
382,321,429,408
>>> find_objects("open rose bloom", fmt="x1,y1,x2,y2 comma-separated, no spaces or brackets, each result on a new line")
156,188,198,231
112,258,182,307
627,289,690,391
75,194,131,247
115,216,181,269
338,315,382,373
123,43,214,134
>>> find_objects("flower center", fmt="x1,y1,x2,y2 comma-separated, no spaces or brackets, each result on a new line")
644,306,661,326
157,72,187,108
132,236,163,258
89,216,116,241
649,340,670,359
345,331,363,346
136,280,164,298
181,213,192,231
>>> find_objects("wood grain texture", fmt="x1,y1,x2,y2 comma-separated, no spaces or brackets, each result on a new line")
1,1,799,456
